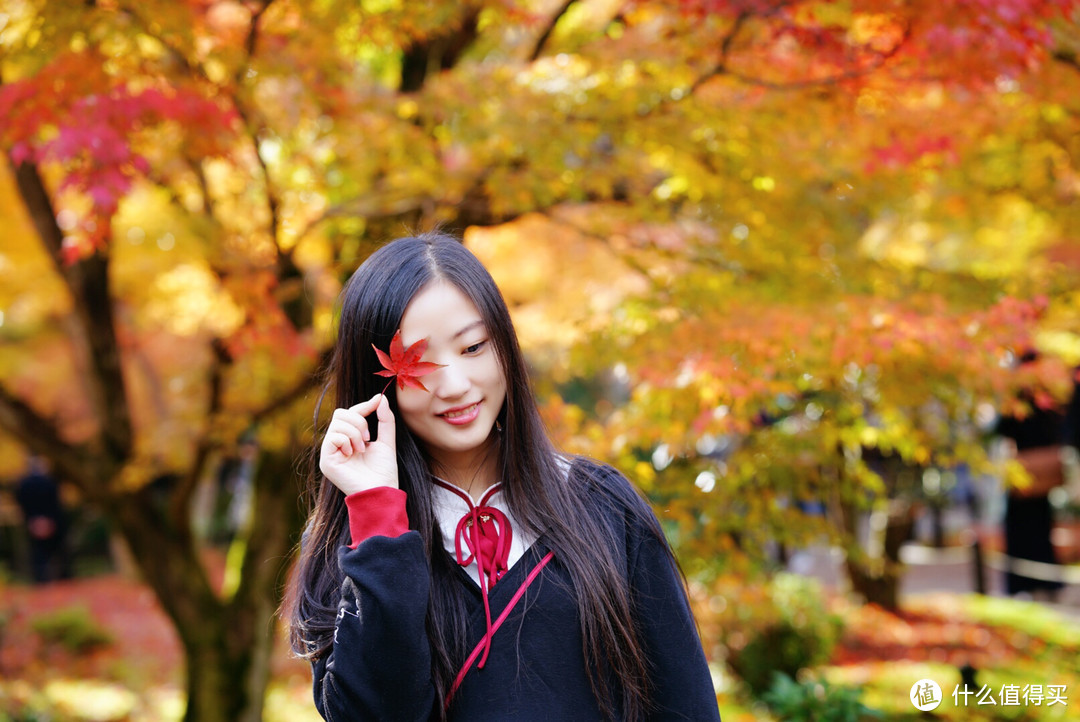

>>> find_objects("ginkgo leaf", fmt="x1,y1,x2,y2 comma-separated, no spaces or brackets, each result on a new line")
373,330,445,392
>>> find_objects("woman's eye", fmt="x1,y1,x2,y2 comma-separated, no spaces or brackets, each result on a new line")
464,340,486,354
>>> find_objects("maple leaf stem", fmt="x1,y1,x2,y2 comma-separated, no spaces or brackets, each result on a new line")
381,378,394,396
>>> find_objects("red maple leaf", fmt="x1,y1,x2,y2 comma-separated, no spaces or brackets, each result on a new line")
373,330,444,393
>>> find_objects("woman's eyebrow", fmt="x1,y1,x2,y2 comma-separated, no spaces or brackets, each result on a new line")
451,320,485,340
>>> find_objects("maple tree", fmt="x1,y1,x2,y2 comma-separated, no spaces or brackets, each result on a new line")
2,0,1080,719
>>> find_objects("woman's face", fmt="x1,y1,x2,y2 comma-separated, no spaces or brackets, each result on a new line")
394,280,507,469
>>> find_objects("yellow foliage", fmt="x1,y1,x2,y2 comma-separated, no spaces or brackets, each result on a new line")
3,0,1080,622
465,211,649,370
858,194,1057,279
143,264,245,337
43,679,137,721
0,167,71,327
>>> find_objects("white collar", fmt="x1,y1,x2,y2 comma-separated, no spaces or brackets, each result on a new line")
430,477,535,587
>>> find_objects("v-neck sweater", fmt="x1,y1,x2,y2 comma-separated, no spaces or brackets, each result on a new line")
315,462,721,721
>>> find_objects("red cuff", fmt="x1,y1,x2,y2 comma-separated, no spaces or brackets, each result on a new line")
345,486,410,548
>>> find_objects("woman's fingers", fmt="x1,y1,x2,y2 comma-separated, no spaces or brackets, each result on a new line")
333,394,395,448
319,395,398,494
320,396,393,459
348,393,383,419
324,419,365,456
325,408,367,449
374,394,396,453
323,430,356,458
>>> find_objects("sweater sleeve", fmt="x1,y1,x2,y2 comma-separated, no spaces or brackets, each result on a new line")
312,488,436,721
630,526,721,721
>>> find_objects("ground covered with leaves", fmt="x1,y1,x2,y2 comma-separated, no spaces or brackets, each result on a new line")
2,575,1078,721
0,575,319,722
714,591,1080,720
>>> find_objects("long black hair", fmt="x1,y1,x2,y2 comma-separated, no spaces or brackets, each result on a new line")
283,231,665,720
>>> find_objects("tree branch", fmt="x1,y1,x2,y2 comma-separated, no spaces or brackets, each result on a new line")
170,339,232,531
688,3,908,95
698,46,908,94
0,383,101,493
242,1,277,64
8,160,133,463
540,211,661,288
529,0,577,62
231,119,282,266
291,191,430,245
116,2,213,85
186,154,216,217
119,0,283,265
228,0,305,304
400,5,482,92
1052,48,1080,75
689,10,753,93
8,160,63,262
251,348,333,426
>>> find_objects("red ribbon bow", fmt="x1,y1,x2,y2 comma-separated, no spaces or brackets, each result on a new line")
435,480,513,669
454,506,513,588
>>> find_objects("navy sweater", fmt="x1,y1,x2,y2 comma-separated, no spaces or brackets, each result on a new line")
312,468,720,721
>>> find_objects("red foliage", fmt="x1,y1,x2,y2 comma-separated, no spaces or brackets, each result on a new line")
833,603,1021,669
374,330,445,393
0,575,182,684
221,272,317,361
866,135,958,173
0,50,238,262
676,0,1079,91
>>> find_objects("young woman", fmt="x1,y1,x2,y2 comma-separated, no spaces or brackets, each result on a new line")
284,232,720,721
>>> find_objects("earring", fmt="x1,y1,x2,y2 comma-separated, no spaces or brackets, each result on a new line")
495,419,502,432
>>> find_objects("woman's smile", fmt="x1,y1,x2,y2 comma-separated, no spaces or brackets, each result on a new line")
439,401,482,425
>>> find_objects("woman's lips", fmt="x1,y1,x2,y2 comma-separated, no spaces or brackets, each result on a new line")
440,402,481,425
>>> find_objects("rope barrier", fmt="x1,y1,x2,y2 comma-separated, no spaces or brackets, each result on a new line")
985,551,1080,585
899,542,1080,585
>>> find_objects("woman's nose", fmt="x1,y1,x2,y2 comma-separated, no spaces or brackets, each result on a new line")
433,361,469,398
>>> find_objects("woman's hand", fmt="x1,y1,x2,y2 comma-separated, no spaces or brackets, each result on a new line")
320,394,398,495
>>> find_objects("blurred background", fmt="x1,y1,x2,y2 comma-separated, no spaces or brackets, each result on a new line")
2,1,1080,720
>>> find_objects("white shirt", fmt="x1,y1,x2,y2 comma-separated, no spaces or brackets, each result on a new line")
431,478,537,588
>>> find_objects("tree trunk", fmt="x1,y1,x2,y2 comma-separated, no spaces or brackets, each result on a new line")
111,448,304,722
843,500,914,610
826,451,919,612
178,593,281,722
5,147,310,722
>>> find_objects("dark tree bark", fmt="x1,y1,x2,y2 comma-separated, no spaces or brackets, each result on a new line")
111,450,305,722
841,500,915,611
1,157,310,722
399,6,481,92
827,454,916,611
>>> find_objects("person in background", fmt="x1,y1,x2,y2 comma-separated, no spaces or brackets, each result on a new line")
14,455,71,584
995,352,1068,602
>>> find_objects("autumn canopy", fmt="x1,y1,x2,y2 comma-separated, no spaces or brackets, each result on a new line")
2,0,1080,720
